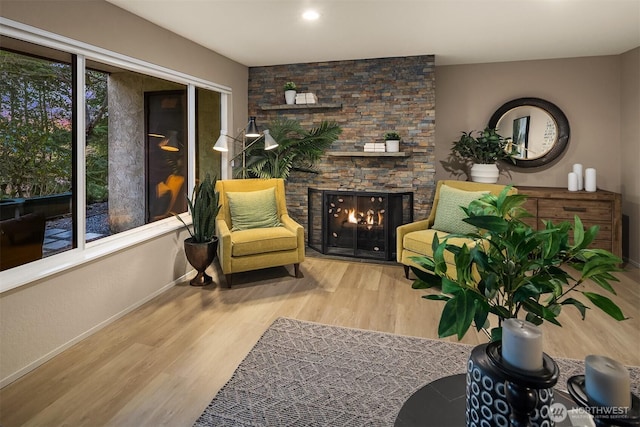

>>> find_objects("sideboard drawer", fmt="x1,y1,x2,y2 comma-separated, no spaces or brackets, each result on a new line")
538,199,611,222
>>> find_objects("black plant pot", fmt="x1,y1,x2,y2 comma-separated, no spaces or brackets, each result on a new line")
184,237,218,286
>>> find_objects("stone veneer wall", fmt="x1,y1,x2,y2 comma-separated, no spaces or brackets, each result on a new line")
248,55,436,239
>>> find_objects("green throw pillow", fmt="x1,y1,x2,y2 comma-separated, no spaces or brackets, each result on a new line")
432,184,489,234
227,187,282,231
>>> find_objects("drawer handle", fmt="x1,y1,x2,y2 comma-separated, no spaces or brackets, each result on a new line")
563,207,587,212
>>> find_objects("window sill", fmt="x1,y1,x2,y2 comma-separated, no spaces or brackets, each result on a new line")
0,215,191,294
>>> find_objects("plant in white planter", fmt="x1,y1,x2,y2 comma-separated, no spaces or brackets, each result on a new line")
384,131,401,153
451,127,515,183
283,81,297,105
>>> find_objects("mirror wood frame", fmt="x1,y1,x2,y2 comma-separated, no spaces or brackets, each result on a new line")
488,97,570,168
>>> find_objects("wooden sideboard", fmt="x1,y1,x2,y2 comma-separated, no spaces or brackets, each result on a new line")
517,186,622,258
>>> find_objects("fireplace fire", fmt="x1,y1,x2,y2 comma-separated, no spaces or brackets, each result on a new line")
308,189,413,260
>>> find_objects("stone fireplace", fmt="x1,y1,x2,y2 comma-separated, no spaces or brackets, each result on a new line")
248,54,436,249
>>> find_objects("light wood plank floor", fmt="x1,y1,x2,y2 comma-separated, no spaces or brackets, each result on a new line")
1,256,638,426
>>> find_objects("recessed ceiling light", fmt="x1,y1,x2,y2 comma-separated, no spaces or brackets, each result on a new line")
302,10,320,21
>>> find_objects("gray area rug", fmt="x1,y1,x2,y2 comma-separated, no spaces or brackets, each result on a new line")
194,317,640,426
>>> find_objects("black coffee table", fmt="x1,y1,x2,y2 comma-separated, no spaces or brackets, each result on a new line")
394,374,576,426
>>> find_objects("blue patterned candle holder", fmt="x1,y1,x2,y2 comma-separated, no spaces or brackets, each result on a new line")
466,341,560,427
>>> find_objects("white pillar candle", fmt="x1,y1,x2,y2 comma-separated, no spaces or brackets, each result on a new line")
573,163,584,190
568,172,578,191
585,355,631,407
501,319,544,371
585,168,597,192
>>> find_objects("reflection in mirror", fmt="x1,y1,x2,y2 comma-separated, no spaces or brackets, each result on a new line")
497,106,556,160
488,98,570,168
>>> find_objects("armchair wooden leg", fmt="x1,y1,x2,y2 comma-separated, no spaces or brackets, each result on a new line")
294,263,302,278
404,265,410,280
225,274,233,288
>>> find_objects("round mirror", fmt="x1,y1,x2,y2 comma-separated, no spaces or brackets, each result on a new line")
488,97,570,168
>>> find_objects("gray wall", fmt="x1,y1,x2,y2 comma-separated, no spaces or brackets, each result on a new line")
435,53,639,265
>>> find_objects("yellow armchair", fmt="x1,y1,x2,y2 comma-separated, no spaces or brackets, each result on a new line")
396,180,517,279
215,178,305,287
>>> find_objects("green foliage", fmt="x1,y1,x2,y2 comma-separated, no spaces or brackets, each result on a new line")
451,127,515,164
241,119,342,180
1,50,73,198
283,81,297,91
384,131,401,141
175,174,220,243
0,51,109,201
85,69,109,203
411,186,625,340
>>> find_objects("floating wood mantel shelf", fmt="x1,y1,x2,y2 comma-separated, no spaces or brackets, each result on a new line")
329,152,410,157
260,103,343,111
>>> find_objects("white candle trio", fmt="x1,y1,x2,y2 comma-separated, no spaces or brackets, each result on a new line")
568,163,597,192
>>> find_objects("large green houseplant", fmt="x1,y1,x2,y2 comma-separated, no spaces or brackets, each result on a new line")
241,118,342,180
175,173,221,286
451,127,516,183
411,187,625,341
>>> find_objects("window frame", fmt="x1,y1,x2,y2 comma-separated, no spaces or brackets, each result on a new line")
0,18,232,292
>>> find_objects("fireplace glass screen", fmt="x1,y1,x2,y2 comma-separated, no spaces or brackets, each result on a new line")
308,189,413,260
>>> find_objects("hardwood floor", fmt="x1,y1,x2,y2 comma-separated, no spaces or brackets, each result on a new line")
1,255,638,426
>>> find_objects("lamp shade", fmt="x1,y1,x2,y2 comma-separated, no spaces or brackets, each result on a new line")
245,116,260,137
159,130,180,152
263,129,278,151
213,130,229,152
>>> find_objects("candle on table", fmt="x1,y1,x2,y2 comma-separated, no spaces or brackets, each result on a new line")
573,163,584,190
568,172,578,191
585,355,631,408
501,318,544,371
585,168,597,192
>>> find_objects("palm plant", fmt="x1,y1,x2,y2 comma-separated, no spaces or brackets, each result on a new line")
240,119,342,180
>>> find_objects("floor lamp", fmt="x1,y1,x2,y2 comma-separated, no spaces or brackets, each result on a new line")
213,117,278,178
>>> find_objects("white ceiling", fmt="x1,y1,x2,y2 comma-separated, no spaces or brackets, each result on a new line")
106,0,640,67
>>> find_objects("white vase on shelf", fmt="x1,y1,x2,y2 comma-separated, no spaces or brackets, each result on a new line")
284,90,296,105
385,140,399,152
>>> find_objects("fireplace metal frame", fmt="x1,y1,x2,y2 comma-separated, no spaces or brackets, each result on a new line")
308,188,413,261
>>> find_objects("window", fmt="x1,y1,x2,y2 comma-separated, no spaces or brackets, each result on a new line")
0,21,230,289
0,43,75,268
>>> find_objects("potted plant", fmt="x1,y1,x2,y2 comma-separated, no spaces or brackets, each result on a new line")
384,131,401,153
283,81,297,105
175,173,221,286
411,186,626,342
451,127,515,183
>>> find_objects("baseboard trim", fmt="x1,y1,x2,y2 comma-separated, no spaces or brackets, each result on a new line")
0,274,189,388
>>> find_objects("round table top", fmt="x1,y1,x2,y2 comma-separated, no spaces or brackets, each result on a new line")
394,374,576,427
